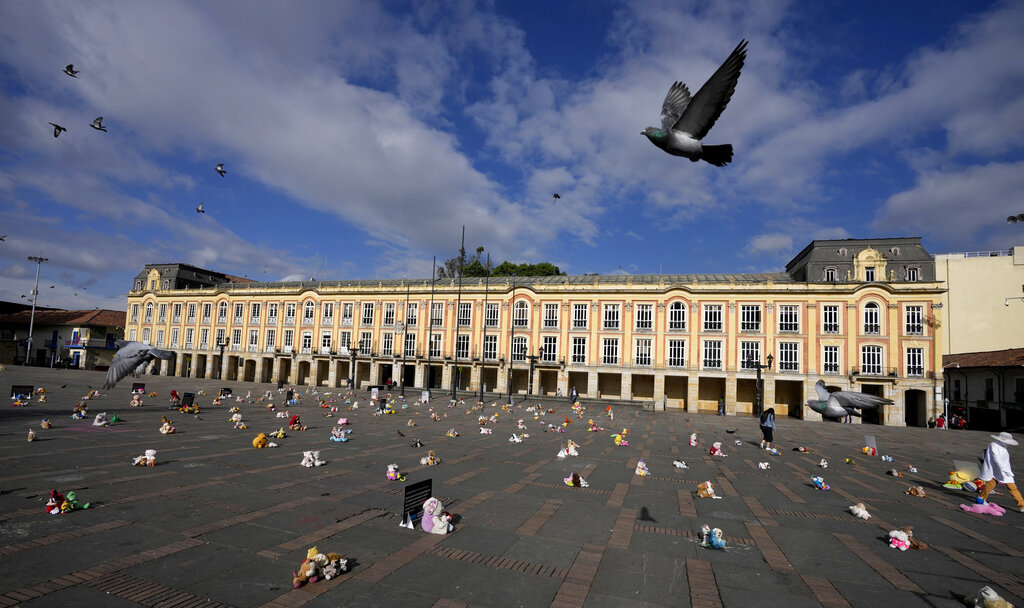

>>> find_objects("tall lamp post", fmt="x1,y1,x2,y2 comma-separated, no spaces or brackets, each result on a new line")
399,278,410,397
24,255,48,366
746,353,774,417
216,337,230,379
507,274,517,404
451,226,465,401
349,347,359,390
526,346,544,396
478,254,490,404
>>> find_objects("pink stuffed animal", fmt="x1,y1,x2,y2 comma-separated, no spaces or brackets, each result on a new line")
959,501,1006,516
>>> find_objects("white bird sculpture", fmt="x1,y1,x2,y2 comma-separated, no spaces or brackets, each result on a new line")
103,341,175,389
806,379,893,420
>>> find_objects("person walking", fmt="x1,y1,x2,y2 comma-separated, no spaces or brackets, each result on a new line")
717,398,725,416
759,407,776,450
979,432,1024,512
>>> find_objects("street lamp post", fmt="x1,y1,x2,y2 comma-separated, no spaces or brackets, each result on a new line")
24,255,48,366
747,353,774,417
451,226,465,401
349,347,359,390
399,279,410,397
526,347,544,396
507,274,517,404
216,337,230,379
479,253,490,404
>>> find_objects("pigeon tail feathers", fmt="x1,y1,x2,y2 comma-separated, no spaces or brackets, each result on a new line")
700,144,733,167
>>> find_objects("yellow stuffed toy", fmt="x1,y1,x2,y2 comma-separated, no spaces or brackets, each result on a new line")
696,480,721,499
252,433,269,448
943,470,971,489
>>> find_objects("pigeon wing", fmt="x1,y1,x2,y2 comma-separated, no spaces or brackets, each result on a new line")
832,390,893,410
671,39,747,139
815,379,830,401
103,342,148,389
660,81,691,132
147,347,175,360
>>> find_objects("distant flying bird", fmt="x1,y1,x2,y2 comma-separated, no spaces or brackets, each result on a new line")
552,193,560,204
89,117,107,132
49,285,54,288
215,163,226,177
63,64,79,78
48,123,67,138
805,379,893,420
196,202,205,213
642,39,747,166
102,341,175,389
397,429,405,437
0,235,6,241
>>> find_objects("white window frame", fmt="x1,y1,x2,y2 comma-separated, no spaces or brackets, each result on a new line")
249,329,259,351
361,302,374,326
906,347,924,377
266,329,276,351
170,327,179,348
702,340,722,369
231,329,241,350
667,339,686,367
202,303,212,323
861,345,883,375
740,304,761,332
865,266,876,282
485,302,499,328
778,304,799,333
283,329,294,351
740,341,761,369
603,304,620,330
823,345,840,374
383,303,395,326
381,333,393,357
129,329,137,341
573,303,588,329
284,302,296,324
200,328,209,349
145,303,153,323
863,302,881,334
634,338,652,366
602,337,619,365
217,301,228,323
635,304,653,331
906,266,919,282
904,305,923,335
249,302,260,324
359,331,372,352
186,303,197,323
668,301,686,331
300,332,313,354
571,337,587,364
513,301,530,328
142,328,151,344
268,303,278,323
822,305,839,334
130,303,139,322
156,329,164,347
322,302,334,324
511,336,527,362
702,305,723,332
544,303,559,329
158,303,167,323
321,331,332,351
185,327,194,348
458,302,471,327
406,303,418,326
303,301,315,324
431,303,444,327
341,303,354,326
778,342,799,373
232,303,243,323
483,335,497,360
172,303,182,323
430,333,442,358
404,333,416,357
542,336,557,362
456,334,470,359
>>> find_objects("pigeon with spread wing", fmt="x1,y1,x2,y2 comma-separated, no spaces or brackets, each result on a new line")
806,379,892,420
102,341,175,389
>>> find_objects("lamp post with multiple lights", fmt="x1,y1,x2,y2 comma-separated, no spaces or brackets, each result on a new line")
24,255,49,366
746,353,774,417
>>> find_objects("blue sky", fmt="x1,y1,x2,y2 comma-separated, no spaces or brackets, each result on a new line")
2,0,1023,312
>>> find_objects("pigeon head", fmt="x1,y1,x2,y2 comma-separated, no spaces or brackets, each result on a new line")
642,127,666,140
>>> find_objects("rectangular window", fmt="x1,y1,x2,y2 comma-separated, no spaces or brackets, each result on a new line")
823,345,839,374
266,329,276,351
202,303,212,323
356,331,370,353
129,329,137,341
635,304,653,331
172,303,182,322
483,335,497,360
283,329,293,350
703,305,723,331
906,347,923,377
634,338,652,366
778,342,799,372
322,302,334,323
381,333,393,357
231,329,242,350
865,267,876,281
573,303,588,329
667,339,686,367
404,333,416,357
740,341,761,369
285,303,296,324
458,302,471,327
217,302,227,323
603,304,620,330
200,328,209,349
186,303,196,323
406,303,418,326
249,329,259,349
542,336,557,362
302,302,315,325
321,331,332,350
362,303,374,326
861,345,883,375
544,303,559,329
300,333,312,353
511,336,526,362
668,302,686,331
158,304,167,323
185,327,194,348
864,304,880,334
341,303,353,326
513,302,529,328
431,303,444,327
602,338,619,365
170,327,179,348
740,305,761,332
268,303,278,323
825,268,836,282
338,331,351,350
131,304,139,322
907,267,919,282
572,337,587,364
430,334,442,358
383,303,395,326
156,329,164,347
485,303,499,328
822,305,839,334
142,328,151,344
905,306,923,335
456,334,469,359
702,340,722,369
233,303,243,323
778,305,799,333
248,302,260,324
215,328,225,347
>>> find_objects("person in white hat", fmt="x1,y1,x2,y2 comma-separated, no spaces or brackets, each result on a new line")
979,432,1024,512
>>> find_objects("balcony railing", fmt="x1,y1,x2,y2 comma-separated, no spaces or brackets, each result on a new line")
319,347,332,355
248,345,259,352
186,316,196,324
265,345,275,353
231,344,241,351
185,342,193,349
283,346,293,353
851,367,898,377
268,316,277,324
302,318,314,326
284,317,295,325
172,316,181,324
300,347,312,354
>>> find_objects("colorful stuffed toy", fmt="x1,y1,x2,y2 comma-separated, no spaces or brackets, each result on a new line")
612,433,629,447
697,481,721,499
321,553,348,580
46,490,63,514
959,501,1006,516
888,529,910,551
421,497,453,534
132,449,157,467
557,440,580,458
60,490,89,513
944,470,972,489
292,547,322,588
564,472,590,487
634,458,649,477
159,421,176,434
709,442,727,457
905,485,927,497
420,450,440,466
673,460,688,469
811,476,830,491
386,464,406,481
887,469,904,478
903,526,927,550
40,418,52,429
862,446,877,456
849,503,870,519
252,433,272,448
699,524,726,549
689,433,698,446
965,585,1014,608
881,454,894,462
794,446,809,453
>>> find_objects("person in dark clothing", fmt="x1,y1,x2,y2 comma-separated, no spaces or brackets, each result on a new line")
759,408,776,450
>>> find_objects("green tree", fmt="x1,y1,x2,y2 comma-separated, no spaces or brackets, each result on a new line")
435,247,564,278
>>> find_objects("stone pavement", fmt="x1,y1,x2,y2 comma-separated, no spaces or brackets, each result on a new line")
1,367,1022,608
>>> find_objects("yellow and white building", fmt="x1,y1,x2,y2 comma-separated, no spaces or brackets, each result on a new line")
125,238,946,426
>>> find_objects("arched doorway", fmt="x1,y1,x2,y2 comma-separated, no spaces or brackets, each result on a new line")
903,389,927,427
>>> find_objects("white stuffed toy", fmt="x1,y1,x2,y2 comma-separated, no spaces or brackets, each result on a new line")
819,459,828,468
849,502,870,520
888,529,910,551
673,460,688,469
421,497,453,534
634,458,649,477
93,412,109,427
300,451,324,467
966,585,1014,608
557,440,580,458
689,433,698,446
758,462,771,470
132,449,157,467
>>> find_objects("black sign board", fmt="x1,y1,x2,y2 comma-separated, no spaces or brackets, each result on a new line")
219,387,232,397
399,478,432,529
182,393,195,407
10,385,33,399
131,383,145,393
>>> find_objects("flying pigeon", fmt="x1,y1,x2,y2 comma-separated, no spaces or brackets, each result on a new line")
102,341,175,389
196,202,205,213
552,193,560,204
0,235,6,241
642,39,747,166
89,117,107,132
215,163,226,177
63,64,79,78
48,123,67,138
806,379,893,420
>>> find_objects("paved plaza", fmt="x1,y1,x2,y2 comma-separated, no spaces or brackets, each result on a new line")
0,367,1022,608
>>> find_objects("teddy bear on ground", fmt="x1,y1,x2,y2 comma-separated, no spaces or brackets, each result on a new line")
421,497,453,534
386,464,406,481
93,412,109,427
420,450,441,466
689,433,698,446
41,418,52,429
27,428,36,442
132,449,157,467
902,526,927,550
564,472,590,487
321,553,348,580
697,481,721,499
71,402,87,418
888,529,910,550
292,547,323,588
819,459,828,468
159,420,175,434
905,485,927,497
252,433,277,448
634,458,649,477
300,451,325,467
709,442,727,457
557,440,580,458
849,503,870,519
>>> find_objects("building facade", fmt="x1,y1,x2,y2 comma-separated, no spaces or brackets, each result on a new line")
942,348,1024,431
124,238,946,426
0,309,125,369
